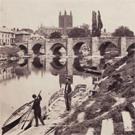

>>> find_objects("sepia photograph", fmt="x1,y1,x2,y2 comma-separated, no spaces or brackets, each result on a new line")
0,0,135,134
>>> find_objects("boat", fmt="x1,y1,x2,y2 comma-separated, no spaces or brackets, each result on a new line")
0,56,7,61
22,55,31,58
84,67,102,76
0,58,7,61
8,56,19,62
1,100,34,135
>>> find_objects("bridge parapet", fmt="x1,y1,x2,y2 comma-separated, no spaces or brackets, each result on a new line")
72,37,91,44
31,39,45,46
99,36,119,40
16,42,27,46
126,37,135,40
47,38,67,43
72,37,90,40
99,36,120,47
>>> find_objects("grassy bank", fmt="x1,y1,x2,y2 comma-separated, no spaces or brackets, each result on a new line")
53,52,135,135
0,46,19,57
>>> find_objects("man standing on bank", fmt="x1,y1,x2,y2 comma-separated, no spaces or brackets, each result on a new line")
32,92,45,127
64,77,72,111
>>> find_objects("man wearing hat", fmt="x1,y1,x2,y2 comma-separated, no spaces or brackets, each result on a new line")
64,77,72,111
32,93,45,127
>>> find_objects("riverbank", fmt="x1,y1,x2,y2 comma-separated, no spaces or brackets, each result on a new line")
1,52,135,135
53,52,135,135
0,46,19,60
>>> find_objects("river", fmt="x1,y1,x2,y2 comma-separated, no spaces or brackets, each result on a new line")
0,55,105,126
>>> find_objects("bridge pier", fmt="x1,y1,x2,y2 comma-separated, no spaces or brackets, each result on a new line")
67,57,74,76
46,39,53,56
120,37,128,56
27,41,33,55
67,38,74,57
92,37,100,56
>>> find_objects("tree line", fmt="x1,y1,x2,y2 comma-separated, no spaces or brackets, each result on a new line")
37,11,134,39
49,27,134,39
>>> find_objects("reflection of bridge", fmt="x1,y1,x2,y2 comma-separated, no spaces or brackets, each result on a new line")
16,37,135,56
0,56,103,83
16,56,102,77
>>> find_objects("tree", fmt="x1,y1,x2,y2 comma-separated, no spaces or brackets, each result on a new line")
92,10,103,37
81,24,91,36
112,26,134,37
92,11,98,37
81,24,89,30
68,27,88,38
97,10,103,36
49,32,62,39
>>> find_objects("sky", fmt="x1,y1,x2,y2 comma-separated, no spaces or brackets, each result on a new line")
0,0,135,32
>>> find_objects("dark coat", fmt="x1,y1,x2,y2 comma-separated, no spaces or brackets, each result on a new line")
32,95,42,115
64,83,72,98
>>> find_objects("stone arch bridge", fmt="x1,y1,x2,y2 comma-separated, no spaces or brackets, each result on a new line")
16,37,135,56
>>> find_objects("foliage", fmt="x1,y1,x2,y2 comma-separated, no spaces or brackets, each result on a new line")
35,25,49,38
112,26,134,37
92,10,103,37
81,24,89,30
81,24,91,36
21,28,34,33
68,27,88,38
49,31,62,39
0,46,19,56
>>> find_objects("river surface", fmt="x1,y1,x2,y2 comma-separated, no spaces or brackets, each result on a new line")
0,55,107,125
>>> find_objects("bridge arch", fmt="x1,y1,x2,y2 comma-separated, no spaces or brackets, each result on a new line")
32,43,43,54
19,44,28,54
32,57,43,68
18,59,28,67
99,41,119,57
73,57,84,72
51,43,66,56
127,43,135,53
73,42,85,56
51,57,66,70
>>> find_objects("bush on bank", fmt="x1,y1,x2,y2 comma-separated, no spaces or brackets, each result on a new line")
0,46,19,57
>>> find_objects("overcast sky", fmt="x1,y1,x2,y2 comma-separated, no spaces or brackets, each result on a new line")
0,0,135,32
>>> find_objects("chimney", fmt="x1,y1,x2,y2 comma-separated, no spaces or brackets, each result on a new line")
59,11,61,16
70,11,72,16
64,10,67,15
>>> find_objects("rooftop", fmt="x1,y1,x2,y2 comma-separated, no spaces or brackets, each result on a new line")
0,26,14,33
15,31,31,35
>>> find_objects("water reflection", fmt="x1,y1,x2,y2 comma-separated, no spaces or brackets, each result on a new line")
73,57,84,72
18,59,28,67
0,56,106,83
51,57,67,70
32,57,43,68
0,56,106,124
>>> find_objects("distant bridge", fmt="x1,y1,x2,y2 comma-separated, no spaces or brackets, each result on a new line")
16,36,135,56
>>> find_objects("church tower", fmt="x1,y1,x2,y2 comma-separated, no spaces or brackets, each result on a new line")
59,10,73,29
